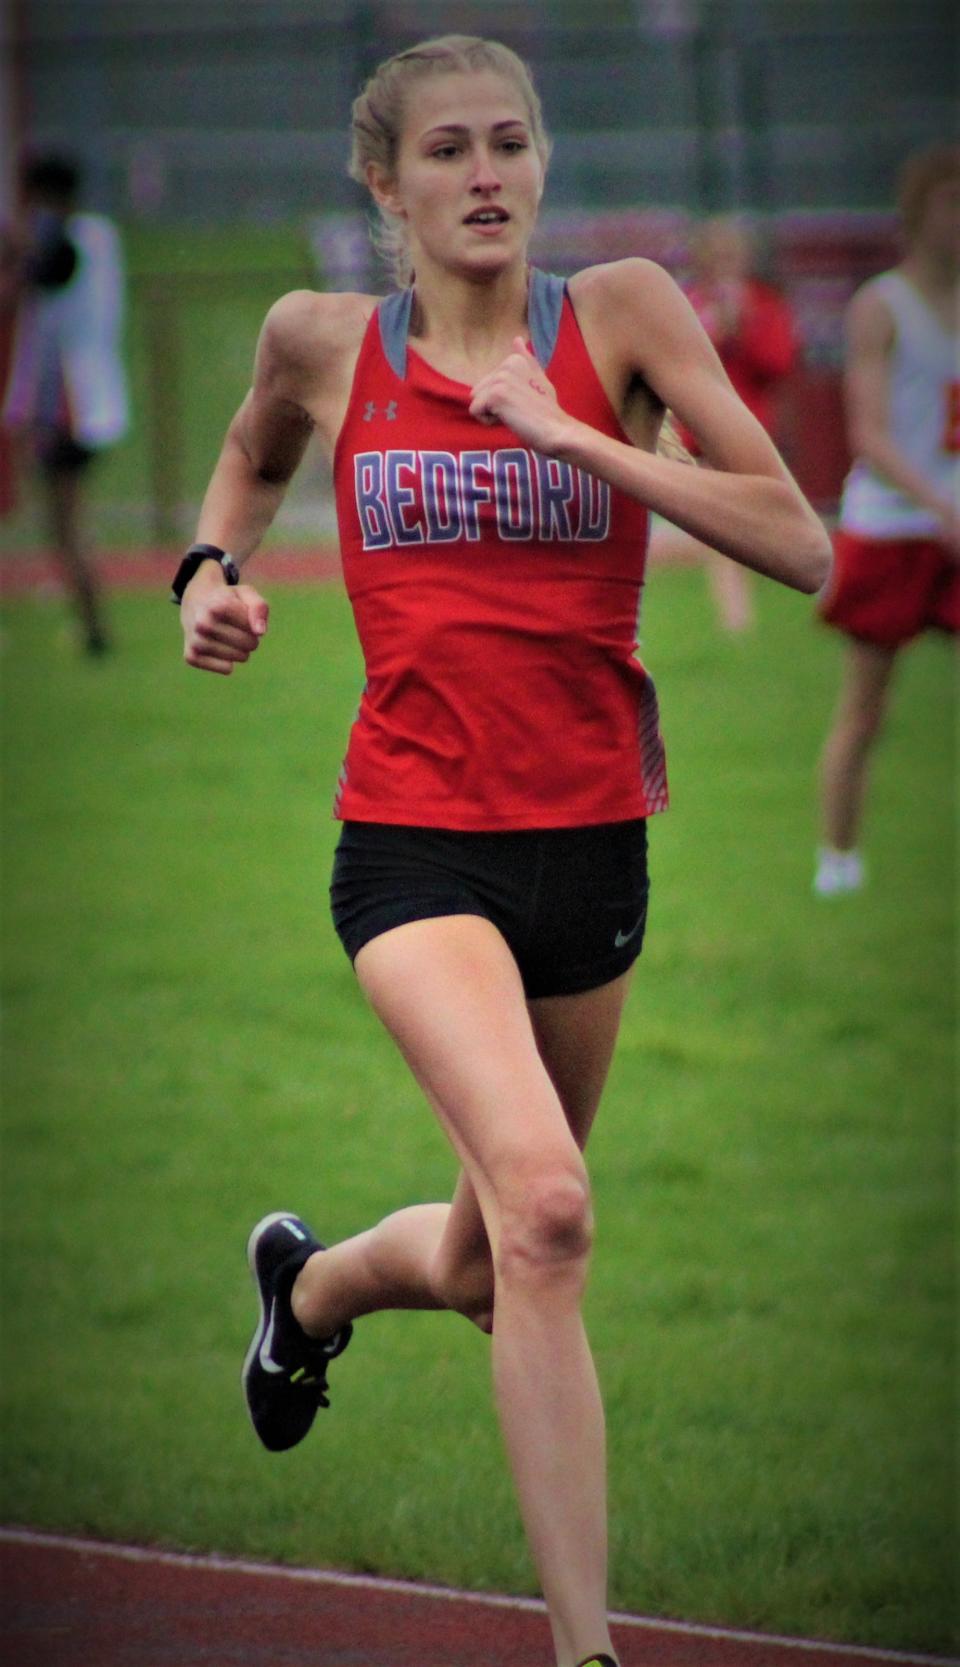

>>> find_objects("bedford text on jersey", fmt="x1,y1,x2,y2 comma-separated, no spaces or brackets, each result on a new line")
354,446,612,551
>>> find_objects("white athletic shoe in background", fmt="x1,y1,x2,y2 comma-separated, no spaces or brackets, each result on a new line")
813,847,865,897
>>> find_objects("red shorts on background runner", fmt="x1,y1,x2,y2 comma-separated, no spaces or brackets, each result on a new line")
819,529,960,647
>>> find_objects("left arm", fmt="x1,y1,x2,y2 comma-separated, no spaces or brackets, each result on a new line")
470,259,830,594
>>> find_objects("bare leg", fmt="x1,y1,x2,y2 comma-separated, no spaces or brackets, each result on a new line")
512,975,632,1667
704,547,754,632
292,1179,494,1335
819,638,897,849
648,522,753,631
528,975,633,1139
43,468,111,653
648,521,708,572
294,916,630,1666
291,976,633,1340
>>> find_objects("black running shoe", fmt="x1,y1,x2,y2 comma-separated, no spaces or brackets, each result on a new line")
241,1211,353,1452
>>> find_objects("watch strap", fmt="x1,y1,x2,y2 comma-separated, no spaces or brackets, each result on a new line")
171,543,241,604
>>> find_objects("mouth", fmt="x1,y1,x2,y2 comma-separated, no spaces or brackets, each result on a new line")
463,207,510,229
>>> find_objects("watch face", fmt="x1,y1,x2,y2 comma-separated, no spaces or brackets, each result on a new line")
222,558,240,585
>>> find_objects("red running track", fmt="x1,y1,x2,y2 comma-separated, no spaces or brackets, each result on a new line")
0,546,343,597
0,534,709,599
1,1531,953,1667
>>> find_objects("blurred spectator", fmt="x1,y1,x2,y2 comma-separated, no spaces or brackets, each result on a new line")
814,144,959,897
650,214,799,631
1,152,128,654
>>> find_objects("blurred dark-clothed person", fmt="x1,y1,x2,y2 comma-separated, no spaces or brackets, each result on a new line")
2,152,129,655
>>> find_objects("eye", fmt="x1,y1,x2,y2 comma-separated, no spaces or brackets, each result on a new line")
499,138,527,154
430,143,461,160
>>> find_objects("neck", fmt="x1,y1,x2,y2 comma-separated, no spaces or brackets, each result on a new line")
899,247,958,301
409,257,530,354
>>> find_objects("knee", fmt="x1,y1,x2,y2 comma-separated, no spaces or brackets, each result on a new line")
496,1165,593,1289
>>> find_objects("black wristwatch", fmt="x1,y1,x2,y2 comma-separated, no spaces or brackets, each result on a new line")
171,543,241,605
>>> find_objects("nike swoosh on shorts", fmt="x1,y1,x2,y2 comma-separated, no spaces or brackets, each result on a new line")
614,917,643,948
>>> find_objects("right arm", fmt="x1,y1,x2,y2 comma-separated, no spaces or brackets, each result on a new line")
844,285,960,556
180,288,366,674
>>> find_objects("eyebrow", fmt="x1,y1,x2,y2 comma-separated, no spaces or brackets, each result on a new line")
421,120,529,139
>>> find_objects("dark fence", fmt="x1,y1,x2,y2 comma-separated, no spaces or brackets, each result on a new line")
14,0,957,222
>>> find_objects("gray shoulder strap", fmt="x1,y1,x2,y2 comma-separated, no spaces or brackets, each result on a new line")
378,287,414,379
378,273,563,376
528,268,565,367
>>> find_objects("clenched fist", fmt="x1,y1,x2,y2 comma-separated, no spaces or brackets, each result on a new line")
181,565,270,676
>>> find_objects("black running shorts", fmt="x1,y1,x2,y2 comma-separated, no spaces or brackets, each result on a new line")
330,819,650,999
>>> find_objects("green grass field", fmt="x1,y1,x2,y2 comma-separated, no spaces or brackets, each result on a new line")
0,566,955,1653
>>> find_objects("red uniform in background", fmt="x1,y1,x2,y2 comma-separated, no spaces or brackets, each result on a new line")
686,274,798,435
648,217,800,634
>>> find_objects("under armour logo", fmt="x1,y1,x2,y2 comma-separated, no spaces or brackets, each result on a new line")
362,400,398,421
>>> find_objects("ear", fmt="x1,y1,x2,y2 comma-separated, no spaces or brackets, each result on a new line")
365,161,405,220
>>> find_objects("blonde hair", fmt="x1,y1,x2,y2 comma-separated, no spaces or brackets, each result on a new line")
348,34,551,286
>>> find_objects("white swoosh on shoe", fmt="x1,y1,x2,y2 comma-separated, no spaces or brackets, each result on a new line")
259,1301,285,1375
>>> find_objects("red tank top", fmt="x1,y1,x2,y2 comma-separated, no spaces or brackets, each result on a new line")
331,268,667,830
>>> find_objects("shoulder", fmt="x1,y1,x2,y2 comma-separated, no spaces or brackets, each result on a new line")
846,272,898,351
567,257,712,381
570,253,696,341
260,287,379,371
848,270,903,321
254,288,380,408
568,256,687,317
569,258,701,349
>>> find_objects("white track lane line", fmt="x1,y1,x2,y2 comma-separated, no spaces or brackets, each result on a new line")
0,1527,955,1667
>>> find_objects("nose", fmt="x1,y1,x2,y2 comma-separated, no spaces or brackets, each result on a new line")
468,146,502,194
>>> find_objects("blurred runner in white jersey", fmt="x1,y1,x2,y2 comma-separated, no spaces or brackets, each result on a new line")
815,144,959,896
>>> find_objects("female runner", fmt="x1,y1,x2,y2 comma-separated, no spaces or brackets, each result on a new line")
173,35,830,1667
814,144,959,896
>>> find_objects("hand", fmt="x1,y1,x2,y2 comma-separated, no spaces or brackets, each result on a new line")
181,566,269,675
468,337,574,456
